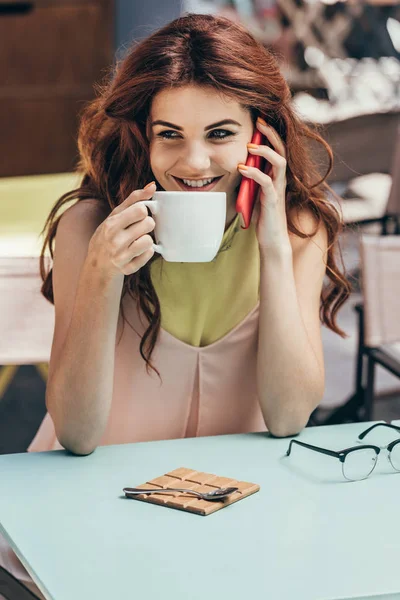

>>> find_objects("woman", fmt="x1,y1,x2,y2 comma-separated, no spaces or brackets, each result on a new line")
32,11,351,450
0,12,350,596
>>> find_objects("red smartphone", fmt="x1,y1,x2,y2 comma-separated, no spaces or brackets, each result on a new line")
236,129,269,229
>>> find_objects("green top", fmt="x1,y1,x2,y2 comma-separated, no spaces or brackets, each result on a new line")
150,215,260,346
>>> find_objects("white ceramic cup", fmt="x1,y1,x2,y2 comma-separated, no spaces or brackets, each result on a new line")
136,191,227,262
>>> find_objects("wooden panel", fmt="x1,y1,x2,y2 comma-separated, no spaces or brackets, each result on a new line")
0,1,108,7
0,4,112,87
0,96,91,176
0,0,114,176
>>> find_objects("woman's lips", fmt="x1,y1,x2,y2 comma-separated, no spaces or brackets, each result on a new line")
172,176,223,191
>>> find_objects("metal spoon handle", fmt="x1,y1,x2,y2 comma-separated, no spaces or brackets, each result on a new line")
124,487,202,497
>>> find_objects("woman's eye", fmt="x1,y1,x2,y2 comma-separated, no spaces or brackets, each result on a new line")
156,129,235,140
156,130,180,139
208,129,235,139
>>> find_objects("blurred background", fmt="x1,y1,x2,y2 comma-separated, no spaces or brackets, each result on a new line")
1,0,399,454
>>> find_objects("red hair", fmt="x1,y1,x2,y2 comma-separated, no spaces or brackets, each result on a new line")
40,13,351,374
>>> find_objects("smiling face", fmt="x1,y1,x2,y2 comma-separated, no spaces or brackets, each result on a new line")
147,85,254,226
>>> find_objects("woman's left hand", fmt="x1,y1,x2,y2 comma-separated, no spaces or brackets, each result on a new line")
237,117,291,254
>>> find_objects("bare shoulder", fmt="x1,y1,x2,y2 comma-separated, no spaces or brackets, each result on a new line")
288,206,328,259
56,198,109,237
52,199,110,262
52,198,110,296
52,199,110,299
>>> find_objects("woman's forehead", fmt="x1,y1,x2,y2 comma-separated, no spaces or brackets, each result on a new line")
150,85,248,122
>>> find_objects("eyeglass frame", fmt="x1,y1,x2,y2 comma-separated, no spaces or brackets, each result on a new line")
285,423,400,481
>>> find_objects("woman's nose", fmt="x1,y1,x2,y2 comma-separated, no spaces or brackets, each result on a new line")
183,144,211,171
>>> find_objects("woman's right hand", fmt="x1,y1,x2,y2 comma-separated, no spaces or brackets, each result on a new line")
88,182,157,278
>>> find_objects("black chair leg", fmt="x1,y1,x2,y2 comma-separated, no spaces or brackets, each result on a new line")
363,355,376,421
317,389,366,425
0,567,40,600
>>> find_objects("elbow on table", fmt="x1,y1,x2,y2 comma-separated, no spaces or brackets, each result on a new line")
46,394,100,456
259,373,324,439
53,418,98,456
268,421,306,438
59,435,98,456
265,408,316,438
265,385,324,438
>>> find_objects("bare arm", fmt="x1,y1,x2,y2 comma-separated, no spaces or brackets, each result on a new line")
46,184,156,455
241,118,327,437
46,228,124,455
257,207,327,437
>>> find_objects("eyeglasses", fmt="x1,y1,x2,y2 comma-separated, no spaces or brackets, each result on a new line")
285,423,400,481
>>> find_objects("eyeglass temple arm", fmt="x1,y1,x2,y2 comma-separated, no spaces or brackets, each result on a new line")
286,439,339,458
358,423,400,440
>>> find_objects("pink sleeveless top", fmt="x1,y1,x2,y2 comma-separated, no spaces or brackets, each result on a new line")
28,298,266,453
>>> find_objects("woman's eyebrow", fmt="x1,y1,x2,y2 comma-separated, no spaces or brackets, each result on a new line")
151,119,242,131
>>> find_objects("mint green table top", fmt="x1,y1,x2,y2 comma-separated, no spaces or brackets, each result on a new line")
1,421,400,600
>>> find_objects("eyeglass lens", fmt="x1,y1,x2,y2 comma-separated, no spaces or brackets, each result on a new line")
389,442,400,471
342,448,378,481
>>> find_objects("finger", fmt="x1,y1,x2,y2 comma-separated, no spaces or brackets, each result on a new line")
116,202,154,229
116,232,154,269
122,215,155,245
247,143,287,172
110,215,155,255
256,119,286,159
111,182,156,216
237,165,278,203
121,247,155,276
127,233,154,258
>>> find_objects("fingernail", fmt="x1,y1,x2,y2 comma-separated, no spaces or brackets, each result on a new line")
257,117,267,126
247,143,259,149
144,181,156,190
237,164,248,171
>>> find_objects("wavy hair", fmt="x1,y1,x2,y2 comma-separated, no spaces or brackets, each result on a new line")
40,12,351,375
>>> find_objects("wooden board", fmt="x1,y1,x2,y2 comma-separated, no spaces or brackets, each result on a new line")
0,0,114,176
124,467,260,516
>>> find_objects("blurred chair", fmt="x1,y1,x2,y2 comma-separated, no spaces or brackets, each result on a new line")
313,234,400,426
0,257,54,402
339,123,400,232
331,122,400,296
311,127,400,425
359,234,400,421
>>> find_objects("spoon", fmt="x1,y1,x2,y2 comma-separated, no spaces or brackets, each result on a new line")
123,486,239,502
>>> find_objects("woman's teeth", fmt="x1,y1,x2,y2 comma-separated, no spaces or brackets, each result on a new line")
182,177,215,187
174,176,221,190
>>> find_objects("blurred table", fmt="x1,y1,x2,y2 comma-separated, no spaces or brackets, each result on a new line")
0,172,80,257
0,172,78,403
1,422,400,600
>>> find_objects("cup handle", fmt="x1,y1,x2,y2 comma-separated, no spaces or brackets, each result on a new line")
136,200,163,256
138,199,158,215
152,243,163,255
